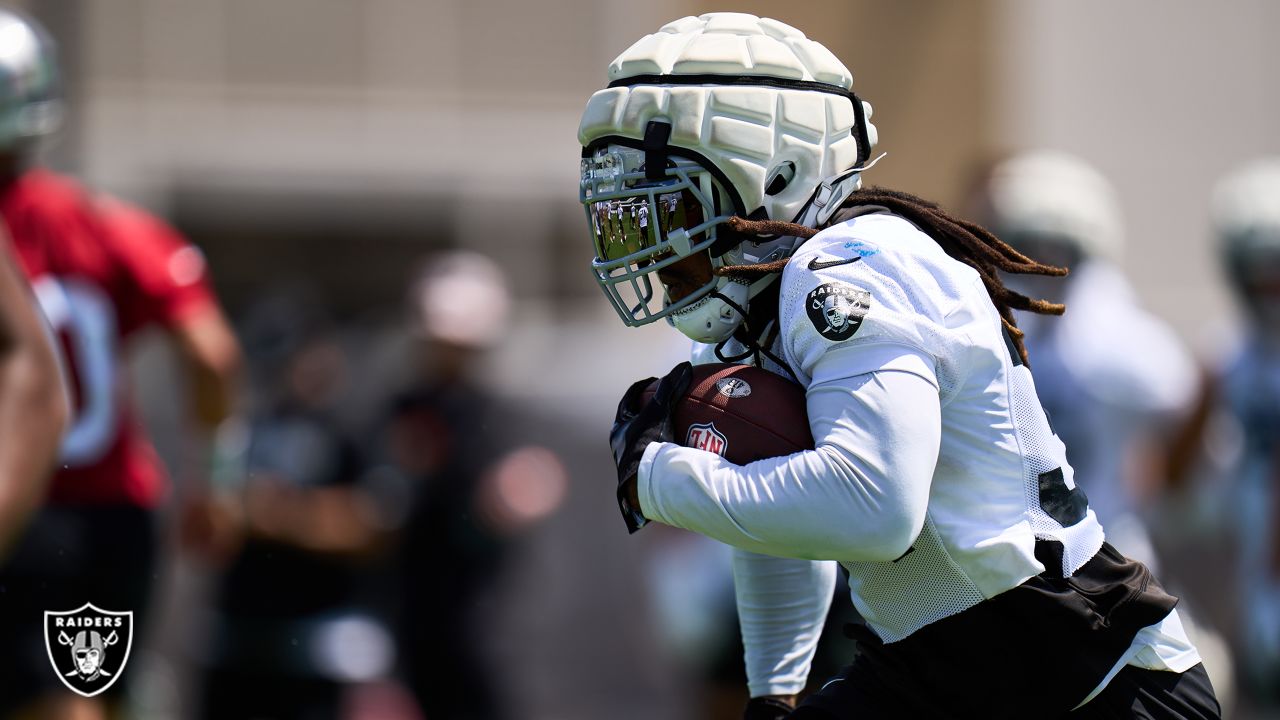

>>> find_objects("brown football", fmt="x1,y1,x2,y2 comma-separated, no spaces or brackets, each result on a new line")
646,363,814,464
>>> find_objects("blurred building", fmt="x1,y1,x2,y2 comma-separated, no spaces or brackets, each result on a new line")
16,0,1278,358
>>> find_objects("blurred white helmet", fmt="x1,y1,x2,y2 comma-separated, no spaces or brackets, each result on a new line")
1214,158,1280,269
578,12,877,343
984,151,1124,264
1214,160,1280,335
411,251,510,350
0,7,63,151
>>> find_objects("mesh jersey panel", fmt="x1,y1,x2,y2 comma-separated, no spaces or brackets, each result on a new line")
841,518,985,642
777,211,1104,642
1009,361,1106,576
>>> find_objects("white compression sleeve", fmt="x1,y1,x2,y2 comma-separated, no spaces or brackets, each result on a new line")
732,548,837,697
637,366,942,562
637,354,941,695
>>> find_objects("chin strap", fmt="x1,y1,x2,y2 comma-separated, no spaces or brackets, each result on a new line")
712,323,796,382
713,336,754,364
708,287,749,321
711,277,798,382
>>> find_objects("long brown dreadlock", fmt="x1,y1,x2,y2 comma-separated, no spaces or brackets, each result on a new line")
715,186,1068,366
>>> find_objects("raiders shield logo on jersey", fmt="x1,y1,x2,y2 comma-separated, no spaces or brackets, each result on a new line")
806,283,871,341
44,604,133,698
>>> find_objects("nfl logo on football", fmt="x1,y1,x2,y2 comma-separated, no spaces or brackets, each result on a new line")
687,422,728,456
44,603,134,698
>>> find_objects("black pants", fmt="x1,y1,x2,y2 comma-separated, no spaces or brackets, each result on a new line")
792,664,1219,720
201,667,343,720
791,543,1220,720
0,505,157,713
1071,664,1220,719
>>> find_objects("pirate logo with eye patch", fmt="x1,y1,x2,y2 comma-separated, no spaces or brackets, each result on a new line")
44,603,133,697
806,283,871,341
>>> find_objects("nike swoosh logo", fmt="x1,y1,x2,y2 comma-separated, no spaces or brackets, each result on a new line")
807,256,863,270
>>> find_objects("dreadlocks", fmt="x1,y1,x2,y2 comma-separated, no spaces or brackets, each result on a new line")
716,186,1068,366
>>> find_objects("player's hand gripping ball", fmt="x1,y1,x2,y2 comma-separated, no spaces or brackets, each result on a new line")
610,361,694,533
611,362,814,532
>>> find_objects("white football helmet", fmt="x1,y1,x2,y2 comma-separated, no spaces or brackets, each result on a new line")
0,8,63,151
410,250,510,350
1214,158,1280,266
578,13,878,343
982,151,1124,266
1214,159,1280,323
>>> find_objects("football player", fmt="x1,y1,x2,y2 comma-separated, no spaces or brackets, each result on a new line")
581,13,1221,719
971,151,1197,572
199,293,387,720
0,7,241,718
388,251,561,720
1169,158,1280,710
0,223,67,558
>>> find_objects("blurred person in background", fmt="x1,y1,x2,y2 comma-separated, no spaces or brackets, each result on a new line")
0,7,241,719
384,251,564,720
0,229,67,558
972,152,1237,713
198,291,399,720
970,151,1198,571
1168,158,1280,714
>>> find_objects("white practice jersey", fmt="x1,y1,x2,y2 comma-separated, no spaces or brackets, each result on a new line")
638,209,1197,698
1014,261,1195,569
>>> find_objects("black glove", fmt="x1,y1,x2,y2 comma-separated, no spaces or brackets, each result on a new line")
609,361,693,533
743,696,795,720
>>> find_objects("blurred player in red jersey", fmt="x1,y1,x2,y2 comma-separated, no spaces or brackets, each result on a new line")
0,7,241,719
0,224,68,558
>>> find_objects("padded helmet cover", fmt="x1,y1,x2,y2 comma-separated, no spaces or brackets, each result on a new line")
578,13,877,225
